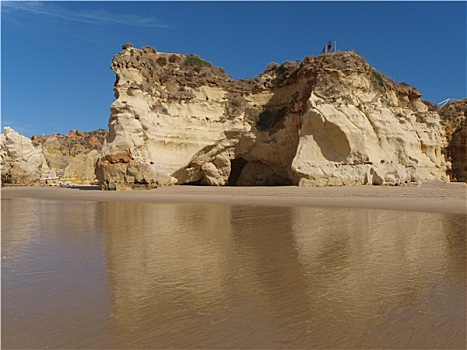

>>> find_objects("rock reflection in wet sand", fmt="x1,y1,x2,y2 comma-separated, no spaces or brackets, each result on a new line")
2,198,466,349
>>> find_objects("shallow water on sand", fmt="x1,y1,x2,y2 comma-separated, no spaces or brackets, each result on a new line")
2,198,466,349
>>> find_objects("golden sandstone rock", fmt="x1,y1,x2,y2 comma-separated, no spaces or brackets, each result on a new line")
95,47,450,190
1,127,47,185
439,99,467,181
2,47,457,188
1,128,105,185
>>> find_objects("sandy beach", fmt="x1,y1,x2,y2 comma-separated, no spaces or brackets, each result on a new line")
2,181,466,349
2,181,466,215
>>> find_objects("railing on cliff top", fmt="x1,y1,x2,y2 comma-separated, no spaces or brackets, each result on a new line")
320,42,403,85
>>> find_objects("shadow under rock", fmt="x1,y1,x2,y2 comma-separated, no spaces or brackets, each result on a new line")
65,186,101,191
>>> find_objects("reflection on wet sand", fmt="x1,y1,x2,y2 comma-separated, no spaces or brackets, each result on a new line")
2,198,114,349
99,203,235,342
99,203,465,349
291,208,466,348
2,197,465,349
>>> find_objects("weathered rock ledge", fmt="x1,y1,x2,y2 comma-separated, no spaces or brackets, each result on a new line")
94,46,449,189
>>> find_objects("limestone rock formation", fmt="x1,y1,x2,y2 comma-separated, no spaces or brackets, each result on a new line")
31,129,106,182
1,128,106,185
449,123,467,181
439,99,467,181
96,46,449,190
1,127,48,185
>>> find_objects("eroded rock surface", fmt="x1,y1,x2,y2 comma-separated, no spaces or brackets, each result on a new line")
96,47,449,189
439,99,467,181
31,129,106,182
1,128,106,185
1,127,48,185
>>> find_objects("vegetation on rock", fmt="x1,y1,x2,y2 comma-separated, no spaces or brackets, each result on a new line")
183,55,212,68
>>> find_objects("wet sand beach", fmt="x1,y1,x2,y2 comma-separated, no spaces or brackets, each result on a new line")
2,181,466,215
2,181,466,349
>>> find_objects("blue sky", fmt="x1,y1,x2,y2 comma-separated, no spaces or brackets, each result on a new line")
2,1,466,137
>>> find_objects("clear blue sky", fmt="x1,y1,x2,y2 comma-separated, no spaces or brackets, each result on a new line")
2,1,466,137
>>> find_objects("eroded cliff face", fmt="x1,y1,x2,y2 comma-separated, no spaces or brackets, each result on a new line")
32,129,106,182
1,128,106,185
96,47,449,190
1,127,48,185
449,123,467,181
439,99,467,181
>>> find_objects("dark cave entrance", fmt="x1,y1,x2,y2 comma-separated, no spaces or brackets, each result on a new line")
227,157,248,186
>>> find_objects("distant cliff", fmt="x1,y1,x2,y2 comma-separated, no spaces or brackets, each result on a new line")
32,129,106,182
1,128,106,185
95,46,449,190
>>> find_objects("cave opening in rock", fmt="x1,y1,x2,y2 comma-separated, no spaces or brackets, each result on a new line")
227,157,248,186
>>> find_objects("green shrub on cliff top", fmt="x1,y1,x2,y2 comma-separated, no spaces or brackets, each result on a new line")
183,55,211,68
371,70,385,88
